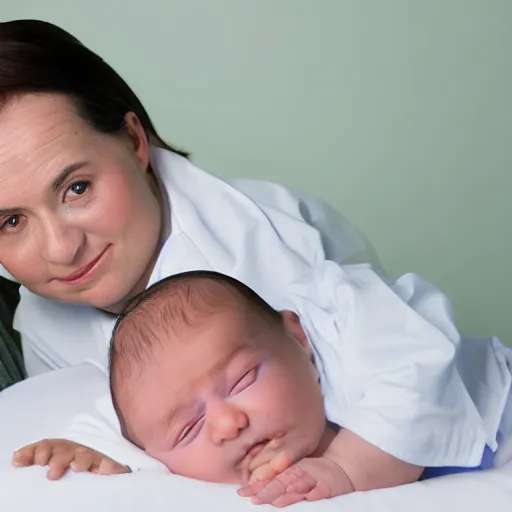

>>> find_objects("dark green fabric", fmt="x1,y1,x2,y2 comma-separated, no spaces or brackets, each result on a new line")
0,278,26,391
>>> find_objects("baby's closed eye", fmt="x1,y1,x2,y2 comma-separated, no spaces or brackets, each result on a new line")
230,367,258,395
176,416,205,445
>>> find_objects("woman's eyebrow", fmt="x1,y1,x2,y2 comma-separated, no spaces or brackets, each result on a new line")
50,161,89,192
0,207,22,217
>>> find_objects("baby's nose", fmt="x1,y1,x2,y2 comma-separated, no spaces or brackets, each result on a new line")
208,402,249,444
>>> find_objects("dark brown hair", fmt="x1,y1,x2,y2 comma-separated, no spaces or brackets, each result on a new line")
0,19,187,157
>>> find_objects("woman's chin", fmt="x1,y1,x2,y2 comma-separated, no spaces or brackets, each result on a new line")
49,284,128,312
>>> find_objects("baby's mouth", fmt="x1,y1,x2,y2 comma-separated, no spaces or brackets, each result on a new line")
238,433,286,474
237,438,271,482
245,439,271,460
237,438,271,473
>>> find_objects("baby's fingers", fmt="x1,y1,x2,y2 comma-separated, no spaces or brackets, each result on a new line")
249,463,278,485
69,447,101,473
272,493,305,508
96,457,131,475
70,448,130,476
238,479,271,498
250,466,317,506
249,452,294,485
13,441,55,468
12,444,38,467
47,451,76,481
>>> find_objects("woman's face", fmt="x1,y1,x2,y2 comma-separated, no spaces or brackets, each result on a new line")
0,93,162,311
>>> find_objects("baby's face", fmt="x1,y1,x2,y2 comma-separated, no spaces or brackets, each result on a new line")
122,308,327,483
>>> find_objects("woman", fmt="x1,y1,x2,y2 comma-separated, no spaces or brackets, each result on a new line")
0,19,509,505
0,19,378,376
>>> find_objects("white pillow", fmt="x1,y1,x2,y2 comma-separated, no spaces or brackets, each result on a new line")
0,363,108,463
1,364,512,512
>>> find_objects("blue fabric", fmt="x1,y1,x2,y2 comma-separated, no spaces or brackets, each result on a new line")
421,445,494,480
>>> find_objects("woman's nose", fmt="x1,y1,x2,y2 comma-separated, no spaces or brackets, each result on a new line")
207,400,249,445
38,217,84,266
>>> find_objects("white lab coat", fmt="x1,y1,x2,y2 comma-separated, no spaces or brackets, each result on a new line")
5,148,511,468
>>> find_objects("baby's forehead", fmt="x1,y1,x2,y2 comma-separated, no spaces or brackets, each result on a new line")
155,307,264,356
141,286,261,335
142,280,245,319
113,276,276,386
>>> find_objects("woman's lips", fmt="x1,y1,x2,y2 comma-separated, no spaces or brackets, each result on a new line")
58,246,111,284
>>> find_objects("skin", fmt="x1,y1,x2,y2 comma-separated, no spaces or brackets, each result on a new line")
0,93,162,312
119,308,336,484
12,439,129,481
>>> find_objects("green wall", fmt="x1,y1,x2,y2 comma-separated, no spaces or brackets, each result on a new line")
3,1,511,343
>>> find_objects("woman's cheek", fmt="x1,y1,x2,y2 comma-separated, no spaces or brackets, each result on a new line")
0,239,38,283
75,184,132,234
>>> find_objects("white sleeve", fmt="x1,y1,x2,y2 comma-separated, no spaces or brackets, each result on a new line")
227,178,381,268
13,287,110,377
14,289,71,376
18,329,55,377
286,261,487,467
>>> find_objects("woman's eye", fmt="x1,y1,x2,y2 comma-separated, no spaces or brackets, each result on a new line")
1,215,22,232
230,368,258,396
68,181,90,196
7,216,19,227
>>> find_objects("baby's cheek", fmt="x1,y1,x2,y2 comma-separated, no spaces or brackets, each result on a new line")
250,368,287,406
147,449,175,472
251,373,299,421
153,449,205,478
151,445,231,483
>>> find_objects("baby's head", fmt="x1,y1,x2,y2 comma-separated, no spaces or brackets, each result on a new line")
109,271,327,484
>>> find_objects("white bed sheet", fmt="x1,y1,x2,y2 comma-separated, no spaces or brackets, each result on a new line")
0,463,510,512
1,363,511,512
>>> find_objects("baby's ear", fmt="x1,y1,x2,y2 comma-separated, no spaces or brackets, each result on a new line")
280,310,311,354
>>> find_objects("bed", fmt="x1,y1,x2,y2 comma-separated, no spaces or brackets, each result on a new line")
0,363,511,512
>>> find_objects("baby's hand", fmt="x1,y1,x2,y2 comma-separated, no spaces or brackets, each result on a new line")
238,455,353,507
12,439,131,480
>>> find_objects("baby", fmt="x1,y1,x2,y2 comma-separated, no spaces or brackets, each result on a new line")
110,271,340,491
13,270,510,506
